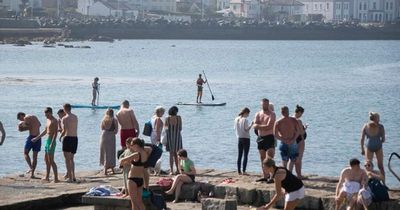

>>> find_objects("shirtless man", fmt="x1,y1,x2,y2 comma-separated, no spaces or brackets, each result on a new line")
274,106,301,172
0,121,6,146
116,100,139,150
196,74,207,103
253,98,276,181
17,112,41,178
335,158,367,210
32,107,59,182
60,103,78,182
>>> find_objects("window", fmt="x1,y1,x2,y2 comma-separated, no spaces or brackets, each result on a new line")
386,2,389,10
306,4,308,10
359,13,361,19
320,4,322,10
344,3,348,10
389,14,392,20
359,3,362,10
363,3,366,10
373,2,376,10
385,13,388,20
336,3,341,9
327,3,329,9
375,14,378,21
233,5,237,10
314,4,317,10
390,2,393,10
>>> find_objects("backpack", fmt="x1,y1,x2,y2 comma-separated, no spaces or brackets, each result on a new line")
150,191,167,210
368,178,389,202
143,120,152,136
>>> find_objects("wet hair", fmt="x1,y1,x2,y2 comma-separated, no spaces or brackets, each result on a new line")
238,107,250,116
261,98,269,103
295,105,304,113
154,106,165,116
63,103,71,112
122,100,129,107
177,149,188,158
57,109,64,115
168,106,179,116
369,112,379,121
17,112,26,119
349,158,360,166
131,137,145,148
94,77,99,81
263,158,276,168
199,74,202,77
44,107,53,114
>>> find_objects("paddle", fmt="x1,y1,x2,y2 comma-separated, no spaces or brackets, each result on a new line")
202,70,215,101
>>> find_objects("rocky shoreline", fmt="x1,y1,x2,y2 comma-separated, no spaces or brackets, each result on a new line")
0,169,399,210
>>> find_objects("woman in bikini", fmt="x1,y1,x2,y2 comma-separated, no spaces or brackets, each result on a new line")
360,112,385,182
119,137,148,210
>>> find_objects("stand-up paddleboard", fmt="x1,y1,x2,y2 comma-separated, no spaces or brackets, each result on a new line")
176,102,226,106
71,104,120,109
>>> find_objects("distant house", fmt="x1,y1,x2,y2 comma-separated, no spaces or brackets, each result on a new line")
77,0,138,17
300,0,353,22
0,0,42,13
353,0,400,22
126,0,177,13
230,0,261,18
264,0,304,21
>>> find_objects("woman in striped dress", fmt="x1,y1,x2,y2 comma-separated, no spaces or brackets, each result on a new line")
165,106,183,175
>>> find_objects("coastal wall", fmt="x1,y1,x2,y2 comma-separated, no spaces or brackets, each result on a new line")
68,26,400,40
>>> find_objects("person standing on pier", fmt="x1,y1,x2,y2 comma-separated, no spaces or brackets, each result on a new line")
17,112,41,178
253,98,276,182
91,77,99,106
196,74,207,103
116,100,140,150
60,103,79,182
32,107,59,182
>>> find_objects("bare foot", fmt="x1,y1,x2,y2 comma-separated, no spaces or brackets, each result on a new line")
41,178,50,182
172,200,179,203
53,179,60,183
165,190,174,195
25,169,32,174
30,175,37,179
63,174,68,179
242,172,249,176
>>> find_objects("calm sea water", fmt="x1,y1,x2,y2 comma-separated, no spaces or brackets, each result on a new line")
0,40,399,188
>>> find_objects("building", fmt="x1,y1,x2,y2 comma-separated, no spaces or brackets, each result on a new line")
126,0,176,12
217,0,231,10
264,0,304,20
353,0,400,22
230,0,261,18
0,0,42,12
77,0,137,17
300,0,353,22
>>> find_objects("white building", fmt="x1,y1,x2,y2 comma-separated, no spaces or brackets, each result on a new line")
217,0,231,9
265,0,304,20
353,0,400,22
126,0,176,12
77,0,137,17
300,0,353,22
0,0,42,12
230,0,261,18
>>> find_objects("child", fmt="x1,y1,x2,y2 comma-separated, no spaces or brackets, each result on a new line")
118,138,134,197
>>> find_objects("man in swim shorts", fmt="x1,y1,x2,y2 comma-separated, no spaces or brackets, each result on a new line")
17,112,41,178
274,106,301,171
143,143,163,190
32,107,59,182
116,100,139,150
253,98,276,182
335,158,368,210
61,103,78,182
196,74,207,103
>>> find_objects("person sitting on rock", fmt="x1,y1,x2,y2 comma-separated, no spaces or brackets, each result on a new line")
335,158,368,210
257,158,305,210
165,149,196,203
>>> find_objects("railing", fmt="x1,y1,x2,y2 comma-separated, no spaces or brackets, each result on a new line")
388,152,400,182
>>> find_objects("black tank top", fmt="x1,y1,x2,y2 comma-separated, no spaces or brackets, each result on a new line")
272,167,303,193
131,153,145,167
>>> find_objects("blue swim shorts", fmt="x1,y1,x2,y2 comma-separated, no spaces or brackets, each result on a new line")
25,135,41,152
279,142,298,161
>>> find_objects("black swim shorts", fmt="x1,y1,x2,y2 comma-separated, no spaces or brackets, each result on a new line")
62,136,78,154
257,135,275,150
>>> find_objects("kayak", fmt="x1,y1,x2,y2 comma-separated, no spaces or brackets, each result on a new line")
71,104,120,109
176,102,226,106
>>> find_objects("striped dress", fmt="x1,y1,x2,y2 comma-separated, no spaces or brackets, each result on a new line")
165,116,182,152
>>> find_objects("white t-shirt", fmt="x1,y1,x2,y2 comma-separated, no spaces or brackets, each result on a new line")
234,117,251,139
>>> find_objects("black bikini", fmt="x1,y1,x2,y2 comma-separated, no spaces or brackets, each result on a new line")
128,153,145,187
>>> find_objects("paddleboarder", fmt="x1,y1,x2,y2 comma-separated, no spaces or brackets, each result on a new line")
196,74,207,103
91,77,99,106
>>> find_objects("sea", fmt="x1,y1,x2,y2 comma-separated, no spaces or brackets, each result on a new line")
0,40,399,188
